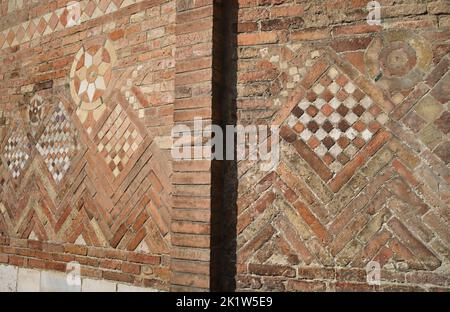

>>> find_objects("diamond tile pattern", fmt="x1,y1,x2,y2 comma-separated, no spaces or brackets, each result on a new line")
36,103,77,183
286,66,388,173
6,0,25,14
0,0,144,50
3,131,32,179
96,104,144,178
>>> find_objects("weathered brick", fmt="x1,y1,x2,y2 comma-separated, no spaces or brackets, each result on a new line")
0,0,448,294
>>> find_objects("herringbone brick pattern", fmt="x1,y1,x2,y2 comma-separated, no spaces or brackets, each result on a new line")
0,0,175,289
0,93,171,286
236,3,450,290
0,0,448,292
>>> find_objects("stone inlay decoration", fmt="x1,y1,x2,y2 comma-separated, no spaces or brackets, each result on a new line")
279,53,391,193
95,102,144,178
365,31,433,104
6,0,25,14
121,65,150,118
286,66,388,174
28,94,44,129
36,102,78,183
235,0,450,293
27,94,45,138
0,0,146,50
70,40,116,127
0,0,177,291
1,0,447,294
2,129,32,179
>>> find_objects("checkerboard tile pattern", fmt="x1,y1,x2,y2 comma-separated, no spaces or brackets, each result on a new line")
286,66,388,173
3,131,32,179
0,0,145,50
36,102,78,183
96,104,144,178
122,65,146,116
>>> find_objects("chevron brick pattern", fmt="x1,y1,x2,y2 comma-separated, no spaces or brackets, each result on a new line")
236,0,450,292
0,94,171,288
0,0,176,290
1,0,448,293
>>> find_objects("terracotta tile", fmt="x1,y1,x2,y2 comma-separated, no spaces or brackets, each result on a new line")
323,136,335,149
308,136,320,149
352,104,365,117
353,137,366,148
6,29,15,45
321,104,334,117
292,106,304,118
352,88,365,101
322,120,334,133
337,137,350,149
85,1,96,17
336,90,349,101
321,89,334,102
306,91,317,102
0,33,5,48
306,105,319,117
353,121,366,132
307,120,320,133
369,121,382,133
49,13,59,30
319,75,332,87
15,25,24,43
293,122,305,133
26,20,36,39
99,0,111,12
37,17,47,35
337,105,349,116
323,153,334,165
337,153,350,165
338,120,350,132
336,75,349,87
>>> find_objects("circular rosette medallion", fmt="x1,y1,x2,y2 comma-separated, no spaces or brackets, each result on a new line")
365,31,432,103
70,40,116,123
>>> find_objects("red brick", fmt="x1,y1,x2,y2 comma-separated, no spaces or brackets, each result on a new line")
248,264,296,277
237,32,279,46
287,280,327,292
127,253,161,265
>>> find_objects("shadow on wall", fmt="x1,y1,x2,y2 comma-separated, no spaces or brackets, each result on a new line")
210,0,239,292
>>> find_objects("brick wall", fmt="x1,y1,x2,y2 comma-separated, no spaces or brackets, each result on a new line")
171,0,216,291
0,0,181,291
1,0,449,292
235,0,450,291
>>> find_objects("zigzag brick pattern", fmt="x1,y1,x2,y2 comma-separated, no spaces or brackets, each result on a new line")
0,0,449,293
235,0,450,292
0,0,177,291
